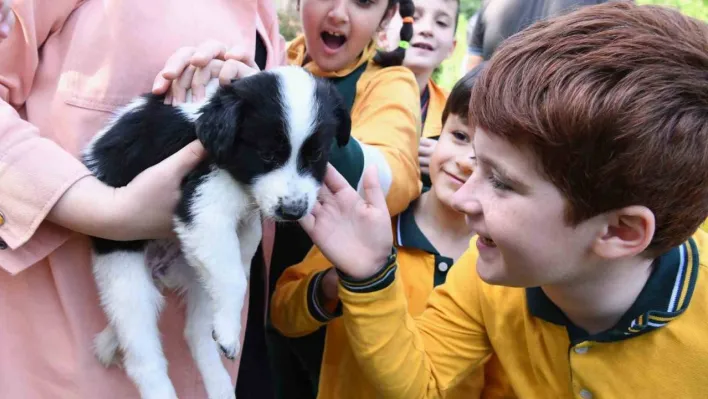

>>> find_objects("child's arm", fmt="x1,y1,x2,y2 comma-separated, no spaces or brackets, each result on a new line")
350,67,422,216
300,166,491,398
337,250,491,398
0,1,89,259
270,247,342,337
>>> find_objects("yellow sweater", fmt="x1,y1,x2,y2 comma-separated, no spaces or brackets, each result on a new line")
336,229,708,398
287,35,422,216
270,204,507,398
420,78,450,189
422,78,449,139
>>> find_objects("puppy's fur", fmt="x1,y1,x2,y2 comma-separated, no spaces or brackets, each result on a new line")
82,66,351,399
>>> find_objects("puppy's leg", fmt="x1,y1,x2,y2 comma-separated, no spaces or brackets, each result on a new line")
92,249,177,399
237,211,263,281
174,169,252,360
178,264,235,399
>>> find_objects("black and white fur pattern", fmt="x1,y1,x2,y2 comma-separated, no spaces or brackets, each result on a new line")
82,66,351,399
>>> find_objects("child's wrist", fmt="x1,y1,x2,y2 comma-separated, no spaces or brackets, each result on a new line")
336,247,398,293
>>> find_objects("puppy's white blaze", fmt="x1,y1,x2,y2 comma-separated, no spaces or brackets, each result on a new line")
83,96,148,176
277,66,319,152
250,67,321,219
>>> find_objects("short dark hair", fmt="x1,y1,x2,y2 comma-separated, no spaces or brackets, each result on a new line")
470,1,708,254
441,62,485,125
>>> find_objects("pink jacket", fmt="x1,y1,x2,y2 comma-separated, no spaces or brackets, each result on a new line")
0,0,284,397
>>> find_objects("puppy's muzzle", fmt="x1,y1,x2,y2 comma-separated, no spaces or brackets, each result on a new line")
275,198,309,221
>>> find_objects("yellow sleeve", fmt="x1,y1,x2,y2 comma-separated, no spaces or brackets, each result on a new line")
351,66,422,216
337,249,492,398
270,246,341,338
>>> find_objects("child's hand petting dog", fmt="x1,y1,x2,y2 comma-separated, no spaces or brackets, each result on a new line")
300,165,394,281
0,0,15,41
152,40,260,105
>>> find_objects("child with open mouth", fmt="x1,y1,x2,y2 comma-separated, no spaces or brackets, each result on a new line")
268,0,428,394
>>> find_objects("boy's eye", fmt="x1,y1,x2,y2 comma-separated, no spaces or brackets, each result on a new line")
354,0,374,6
436,20,449,28
452,130,470,142
488,175,512,191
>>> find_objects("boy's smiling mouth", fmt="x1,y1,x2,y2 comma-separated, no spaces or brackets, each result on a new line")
478,235,497,248
321,31,347,51
412,42,434,51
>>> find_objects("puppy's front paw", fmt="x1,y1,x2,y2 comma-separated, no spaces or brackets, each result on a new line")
94,326,121,367
211,329,240,360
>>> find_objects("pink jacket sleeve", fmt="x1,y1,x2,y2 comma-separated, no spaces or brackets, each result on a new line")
0,0,91,274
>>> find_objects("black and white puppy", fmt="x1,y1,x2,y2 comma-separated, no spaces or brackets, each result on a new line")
82,66,351,399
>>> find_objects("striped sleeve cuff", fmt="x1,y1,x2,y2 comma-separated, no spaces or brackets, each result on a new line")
336,247,398,294
307,268,343,322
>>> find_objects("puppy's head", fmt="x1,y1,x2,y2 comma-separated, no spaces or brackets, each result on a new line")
195,66,351,221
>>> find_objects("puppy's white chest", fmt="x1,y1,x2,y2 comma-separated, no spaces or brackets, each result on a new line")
192,168,255,219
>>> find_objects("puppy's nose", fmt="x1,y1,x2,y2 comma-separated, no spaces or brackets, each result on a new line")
275,199,308,221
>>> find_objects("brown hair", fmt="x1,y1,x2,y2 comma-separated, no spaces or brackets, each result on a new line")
470,1,708,254
441,62,485,126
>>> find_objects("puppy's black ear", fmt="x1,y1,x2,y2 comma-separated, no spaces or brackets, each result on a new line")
194,90,242,164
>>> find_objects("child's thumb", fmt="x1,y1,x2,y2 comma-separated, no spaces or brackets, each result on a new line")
162,140,206,177
362,165,387,211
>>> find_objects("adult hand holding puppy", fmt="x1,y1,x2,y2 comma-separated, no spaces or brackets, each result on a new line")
300,165,394,280
0,0,15,41
48,141,206,241
152,40,260,105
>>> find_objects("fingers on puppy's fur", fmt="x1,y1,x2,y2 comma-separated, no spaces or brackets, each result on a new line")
191,40,228,67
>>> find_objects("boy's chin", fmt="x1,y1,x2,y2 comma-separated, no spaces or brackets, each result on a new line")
403,57,437,74
476,258,527,288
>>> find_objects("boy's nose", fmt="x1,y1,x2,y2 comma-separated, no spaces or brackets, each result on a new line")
451,169,483,217
417,17,434,37
456,153,476,175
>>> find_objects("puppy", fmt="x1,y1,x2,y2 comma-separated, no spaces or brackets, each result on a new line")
82,66,351,399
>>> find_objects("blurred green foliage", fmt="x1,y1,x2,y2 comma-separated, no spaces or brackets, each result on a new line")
435,0,708,89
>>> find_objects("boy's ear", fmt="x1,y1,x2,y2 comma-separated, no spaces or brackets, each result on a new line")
194,89,243,165
592,206,656,259
448,38,458,59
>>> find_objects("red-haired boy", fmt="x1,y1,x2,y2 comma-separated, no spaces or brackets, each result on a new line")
299,2,708,397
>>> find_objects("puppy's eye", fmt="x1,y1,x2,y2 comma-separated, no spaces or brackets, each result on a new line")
310,149,323,163
259,149,276,163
